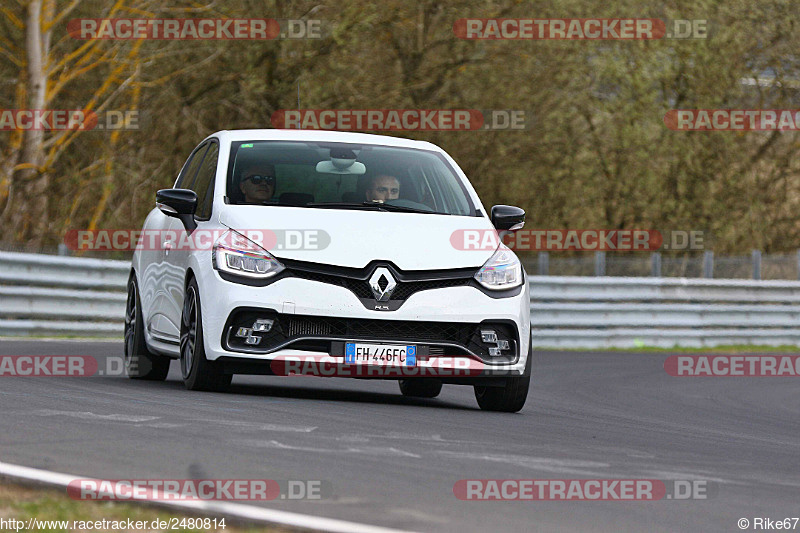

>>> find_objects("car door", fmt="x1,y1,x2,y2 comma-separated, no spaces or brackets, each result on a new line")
145,141,208,344
161,139,219,339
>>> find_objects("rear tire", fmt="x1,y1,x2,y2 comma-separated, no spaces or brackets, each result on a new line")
123,275,170,381
474,345,531,412
180,278,232,392
399,378,442,398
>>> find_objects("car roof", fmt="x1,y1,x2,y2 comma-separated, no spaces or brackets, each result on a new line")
205,129,442,152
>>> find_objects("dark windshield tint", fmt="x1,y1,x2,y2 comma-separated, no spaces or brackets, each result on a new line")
226,141,474,216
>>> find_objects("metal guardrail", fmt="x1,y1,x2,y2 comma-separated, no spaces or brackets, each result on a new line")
1,251,799,348
0,251,129,338
522,250,800,280
530,276,800,348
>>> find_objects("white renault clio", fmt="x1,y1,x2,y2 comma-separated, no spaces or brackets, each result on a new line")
126,129,531,411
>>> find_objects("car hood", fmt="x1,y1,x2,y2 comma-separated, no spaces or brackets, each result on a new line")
218,206,497,270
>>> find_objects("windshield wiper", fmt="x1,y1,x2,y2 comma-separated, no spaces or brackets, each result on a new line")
373,203,434,214
304,201,435,214
304,202,385,211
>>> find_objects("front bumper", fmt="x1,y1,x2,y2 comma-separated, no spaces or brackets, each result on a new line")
199,269,531,377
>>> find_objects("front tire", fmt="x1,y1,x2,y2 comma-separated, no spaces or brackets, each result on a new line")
399,379,442,398
123,275,170,380
180,278,232,392
474,345,532,412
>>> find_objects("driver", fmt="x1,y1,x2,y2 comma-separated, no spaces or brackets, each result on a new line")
365,175,400,203
238,163,276,204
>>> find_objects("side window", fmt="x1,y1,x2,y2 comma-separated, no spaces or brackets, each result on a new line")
175,143,208,189
192,141,219,220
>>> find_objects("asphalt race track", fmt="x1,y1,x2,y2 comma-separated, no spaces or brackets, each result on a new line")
0,340,798,532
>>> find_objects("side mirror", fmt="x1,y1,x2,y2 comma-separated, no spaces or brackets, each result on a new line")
157,189,197,216
157,189,198,232
491,205,525,231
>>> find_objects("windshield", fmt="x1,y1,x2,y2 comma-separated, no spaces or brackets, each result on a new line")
226,141,475,216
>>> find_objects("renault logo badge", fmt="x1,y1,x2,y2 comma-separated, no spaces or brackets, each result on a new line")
369,267,397,302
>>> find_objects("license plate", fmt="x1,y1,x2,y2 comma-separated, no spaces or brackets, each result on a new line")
345,343,416,367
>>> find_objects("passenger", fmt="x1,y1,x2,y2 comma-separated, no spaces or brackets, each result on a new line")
365,175,400,203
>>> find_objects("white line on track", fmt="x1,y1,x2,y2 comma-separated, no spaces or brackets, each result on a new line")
205,419,318,433
242,439,422,458
34,409,160,423
0,461,420,533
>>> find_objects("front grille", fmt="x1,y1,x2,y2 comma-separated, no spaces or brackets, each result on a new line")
287,318,332,337
342,278,374,298
390,278,471,300
289,264,474,304
284,315,474,342
223,310,519,364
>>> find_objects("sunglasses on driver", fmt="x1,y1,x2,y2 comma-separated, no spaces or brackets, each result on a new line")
243,174,276,186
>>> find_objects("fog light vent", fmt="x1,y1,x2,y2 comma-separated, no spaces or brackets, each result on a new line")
253,319,274,332
481,328,511,357
235,318,274,347
480,330,498,343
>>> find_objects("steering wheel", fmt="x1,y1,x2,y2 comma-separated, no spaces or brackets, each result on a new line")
386,198,434,211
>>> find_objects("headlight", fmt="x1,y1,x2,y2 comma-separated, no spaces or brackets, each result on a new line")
213,230,284,279
474,244,523,290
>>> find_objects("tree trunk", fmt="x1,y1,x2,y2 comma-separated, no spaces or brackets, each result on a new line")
8,0,49,248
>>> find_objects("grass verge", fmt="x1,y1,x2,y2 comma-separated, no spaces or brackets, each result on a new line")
0,481,292,532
